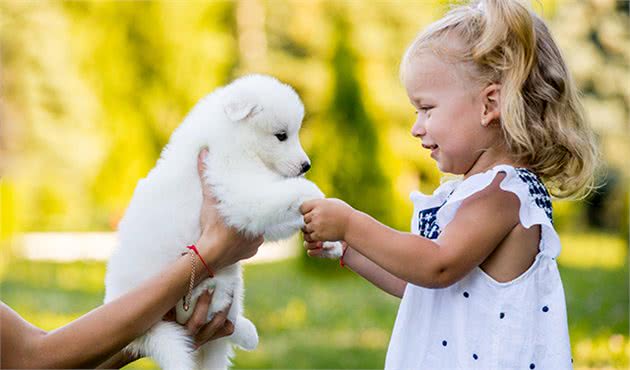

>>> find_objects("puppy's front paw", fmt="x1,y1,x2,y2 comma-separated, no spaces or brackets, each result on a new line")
294,179,324,205
320,241,344,259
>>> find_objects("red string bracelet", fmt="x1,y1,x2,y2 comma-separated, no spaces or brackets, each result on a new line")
339,244,349,268
186,244,214,278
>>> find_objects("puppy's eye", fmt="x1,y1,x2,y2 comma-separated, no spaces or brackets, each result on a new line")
275,132,288,142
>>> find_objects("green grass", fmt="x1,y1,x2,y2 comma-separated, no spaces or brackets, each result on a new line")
1,232,627,369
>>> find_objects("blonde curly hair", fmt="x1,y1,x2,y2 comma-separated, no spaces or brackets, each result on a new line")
401,0,600,199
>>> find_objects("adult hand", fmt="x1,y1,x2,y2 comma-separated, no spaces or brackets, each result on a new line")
196,148,264,270
163,289,234,349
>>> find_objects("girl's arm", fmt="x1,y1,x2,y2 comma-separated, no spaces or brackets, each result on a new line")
302,173,520,289
341,247,407,298
304,242,406,298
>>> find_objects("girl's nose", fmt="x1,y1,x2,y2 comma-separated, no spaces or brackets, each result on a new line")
411,118,426,138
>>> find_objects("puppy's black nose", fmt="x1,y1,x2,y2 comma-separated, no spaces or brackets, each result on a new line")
300,161,311,174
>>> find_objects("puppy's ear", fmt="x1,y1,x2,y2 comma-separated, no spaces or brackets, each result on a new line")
223,100,263,121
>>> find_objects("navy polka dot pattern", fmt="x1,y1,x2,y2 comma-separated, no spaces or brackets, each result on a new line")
515,168,553,223
442,340,447,346
542,306,549,312
530,363,536,369
500,312,505,319
463,291,469,298
473,354,478,360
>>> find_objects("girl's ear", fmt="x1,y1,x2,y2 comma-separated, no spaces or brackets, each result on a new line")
480,84,501,127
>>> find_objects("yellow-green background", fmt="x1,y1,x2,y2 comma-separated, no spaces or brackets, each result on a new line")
1,0,628,369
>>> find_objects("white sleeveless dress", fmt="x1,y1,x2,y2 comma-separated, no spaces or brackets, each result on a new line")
385,165,573,370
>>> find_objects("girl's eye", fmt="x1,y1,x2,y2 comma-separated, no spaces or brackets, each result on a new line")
420,106,433,112
275,132,288,142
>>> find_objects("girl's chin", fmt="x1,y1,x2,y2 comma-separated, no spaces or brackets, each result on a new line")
436,160,454,174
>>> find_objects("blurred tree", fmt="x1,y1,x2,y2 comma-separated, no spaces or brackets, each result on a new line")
0,0,102,231
0,0,627,238
545,0,629,236
319,12,393,225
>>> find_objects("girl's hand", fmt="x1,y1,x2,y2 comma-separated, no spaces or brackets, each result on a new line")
196,149,264,270
300,198,354,242
163,289,234,349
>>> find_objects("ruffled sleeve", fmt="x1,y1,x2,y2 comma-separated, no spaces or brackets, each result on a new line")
409,179,460,236
434,165,561,258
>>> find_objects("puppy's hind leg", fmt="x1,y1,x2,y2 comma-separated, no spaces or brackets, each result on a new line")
130,321,197,370
197,339,234,370
230,315,258,350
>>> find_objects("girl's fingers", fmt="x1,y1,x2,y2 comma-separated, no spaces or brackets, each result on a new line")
302,223,313,234
299,201,316,215
307,248,325,258
303,213,313,224
303,241,322,250
302,231,314,242
186,290,212,335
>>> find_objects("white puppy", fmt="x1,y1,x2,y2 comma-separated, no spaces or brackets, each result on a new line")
104,74,342,370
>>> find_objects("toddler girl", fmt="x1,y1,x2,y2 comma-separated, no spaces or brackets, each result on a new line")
301,1,598,369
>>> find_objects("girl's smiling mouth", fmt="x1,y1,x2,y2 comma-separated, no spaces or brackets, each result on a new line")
422,143,439,158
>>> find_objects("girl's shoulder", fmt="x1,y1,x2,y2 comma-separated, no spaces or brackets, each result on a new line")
410,164,561,257
411,165,552,219
452,164,553,223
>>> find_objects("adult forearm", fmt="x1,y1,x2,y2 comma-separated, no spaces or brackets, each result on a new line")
343,247,406,298
343,211,446,288
31,248,211,368
96,349,139,369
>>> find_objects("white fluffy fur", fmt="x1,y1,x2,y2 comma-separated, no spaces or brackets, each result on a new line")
104,74,342,370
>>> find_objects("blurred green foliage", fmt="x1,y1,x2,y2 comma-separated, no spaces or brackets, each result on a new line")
0,232,627,369
0,0,628,368
1,0,627,236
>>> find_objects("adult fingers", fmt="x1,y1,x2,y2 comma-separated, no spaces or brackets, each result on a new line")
197,148,209,178
194,304,232,346
210,320,235,340
251,235,265,247
163,307,176,322
185,290,212,336
197,149,219,205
